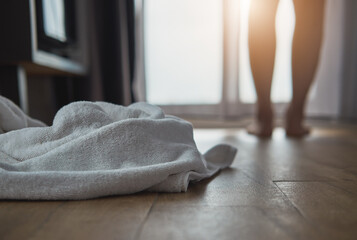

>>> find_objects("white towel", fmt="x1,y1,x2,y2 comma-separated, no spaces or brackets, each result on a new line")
0,96,237,200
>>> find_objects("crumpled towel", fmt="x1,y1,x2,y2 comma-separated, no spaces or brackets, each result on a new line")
0,95,237,200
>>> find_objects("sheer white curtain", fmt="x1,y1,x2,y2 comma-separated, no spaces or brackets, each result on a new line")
134,0,344,119
306,0,344,118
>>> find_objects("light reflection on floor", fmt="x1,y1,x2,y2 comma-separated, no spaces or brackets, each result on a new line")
194,127,288,150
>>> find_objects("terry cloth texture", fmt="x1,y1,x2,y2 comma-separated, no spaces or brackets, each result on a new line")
0,95,237,200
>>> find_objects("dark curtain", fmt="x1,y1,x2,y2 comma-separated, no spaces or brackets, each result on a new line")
82,0,136,105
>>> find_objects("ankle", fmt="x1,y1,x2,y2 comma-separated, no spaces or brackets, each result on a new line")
287,102,304,116
258,112,273,123
257,105,273,121
286,109,304,128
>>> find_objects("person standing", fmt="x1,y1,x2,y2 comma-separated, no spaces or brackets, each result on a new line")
247,0,325,137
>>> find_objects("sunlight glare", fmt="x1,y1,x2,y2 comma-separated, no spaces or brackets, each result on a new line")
239,0,295,103
144,0,223,105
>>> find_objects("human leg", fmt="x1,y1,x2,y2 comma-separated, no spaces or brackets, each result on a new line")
287,0,325,136
247,0,279,137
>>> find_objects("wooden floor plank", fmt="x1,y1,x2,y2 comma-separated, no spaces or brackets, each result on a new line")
1,122,356,239
140,180,321,239
200,127,357,184
139,206,293,240
0,193,157,240
276,181,357,240
154,168,291,209
0,201,65,240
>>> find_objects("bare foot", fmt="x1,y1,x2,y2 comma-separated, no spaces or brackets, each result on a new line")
285,106,310,137
247,110,273,138
247,121,273,138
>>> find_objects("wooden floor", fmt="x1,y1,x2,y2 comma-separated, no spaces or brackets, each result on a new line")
1,122,357,240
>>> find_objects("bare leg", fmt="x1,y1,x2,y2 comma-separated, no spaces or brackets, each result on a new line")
286,0,325,137
247,0,279,137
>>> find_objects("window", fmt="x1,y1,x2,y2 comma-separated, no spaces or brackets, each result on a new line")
144,0,223,105
137,0,344,118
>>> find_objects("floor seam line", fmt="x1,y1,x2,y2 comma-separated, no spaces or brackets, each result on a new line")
273,181,306,219
27,201,67,239
273,181,331,237
133,193,159,240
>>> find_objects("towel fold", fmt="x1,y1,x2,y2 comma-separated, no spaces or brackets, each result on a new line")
0,96,237,200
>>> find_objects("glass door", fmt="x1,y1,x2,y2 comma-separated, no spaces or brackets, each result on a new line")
137,0,343,119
